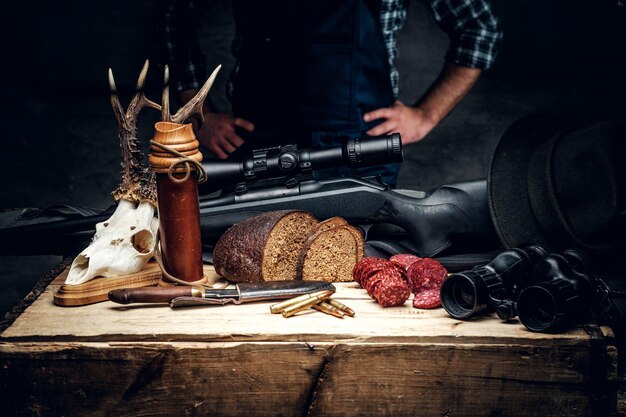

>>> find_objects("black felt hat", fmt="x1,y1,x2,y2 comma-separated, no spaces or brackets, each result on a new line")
488,114,626,259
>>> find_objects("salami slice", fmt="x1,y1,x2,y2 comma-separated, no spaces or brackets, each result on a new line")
390,254,421,271
354,256,411,308
364,272,386,297
412,289,441,309
407,258,448,294
353,257,387,286
361,262,391,289
368,268,404,297
374,279,410,307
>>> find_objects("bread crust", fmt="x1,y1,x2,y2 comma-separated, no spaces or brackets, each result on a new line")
213,210,317,282
296,224,364,282
315,217,348,233
343,224,365,260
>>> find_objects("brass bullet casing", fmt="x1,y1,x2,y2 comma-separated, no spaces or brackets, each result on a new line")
326,298,355,317
281,290,334,318
270,290,334,314
312,301,345,318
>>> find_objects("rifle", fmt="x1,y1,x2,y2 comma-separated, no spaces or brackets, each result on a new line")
0,134,498,258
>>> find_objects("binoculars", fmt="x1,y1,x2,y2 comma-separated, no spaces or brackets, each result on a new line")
440,246,602,332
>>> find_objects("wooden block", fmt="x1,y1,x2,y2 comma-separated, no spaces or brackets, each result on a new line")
53,263,163,306
0,335,617,417
1,271,620,416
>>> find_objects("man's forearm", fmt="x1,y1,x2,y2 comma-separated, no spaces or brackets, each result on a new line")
363,63,482,143
415,63,482,132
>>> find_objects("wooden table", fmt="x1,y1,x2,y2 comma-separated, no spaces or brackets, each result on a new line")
0,264,620,417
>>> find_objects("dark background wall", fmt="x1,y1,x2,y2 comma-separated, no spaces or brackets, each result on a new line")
0,0,625,314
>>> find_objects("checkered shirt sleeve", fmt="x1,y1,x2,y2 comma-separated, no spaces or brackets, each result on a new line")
424,0,502,70
380,0,408,96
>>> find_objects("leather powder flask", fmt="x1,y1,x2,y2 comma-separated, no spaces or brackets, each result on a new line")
148,121,204,283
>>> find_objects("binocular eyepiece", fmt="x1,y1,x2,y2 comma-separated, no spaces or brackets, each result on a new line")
440,245,546,321
441,246,597,332
516,250,593,332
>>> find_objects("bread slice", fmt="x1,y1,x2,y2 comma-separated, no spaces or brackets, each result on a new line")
315,217,348,232
297,225,364,282
316,218,364,258
344,224,365,260
213,210,318,282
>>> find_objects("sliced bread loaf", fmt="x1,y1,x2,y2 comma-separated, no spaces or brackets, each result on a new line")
213,210,318,282
315,217,348,232
297,224,364,282
314,217,363,258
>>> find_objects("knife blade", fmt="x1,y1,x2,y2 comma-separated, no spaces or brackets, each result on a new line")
108,280,336,307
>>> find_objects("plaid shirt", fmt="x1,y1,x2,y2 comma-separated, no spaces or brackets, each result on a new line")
161,0,502,97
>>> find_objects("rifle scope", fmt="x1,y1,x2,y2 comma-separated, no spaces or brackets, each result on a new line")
200,133,402,189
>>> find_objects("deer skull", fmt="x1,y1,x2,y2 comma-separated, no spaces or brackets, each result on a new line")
65,200,159,285
66,61,161,285
65,61,220,286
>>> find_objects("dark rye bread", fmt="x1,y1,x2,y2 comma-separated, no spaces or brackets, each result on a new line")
315,217,348,232
315,217,364,259
297,225,365,282
213,210,318,282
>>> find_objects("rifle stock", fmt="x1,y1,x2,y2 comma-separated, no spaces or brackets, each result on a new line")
0,177,497,257
198,177,497,258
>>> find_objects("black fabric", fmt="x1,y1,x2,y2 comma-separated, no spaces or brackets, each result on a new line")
230,0,394,137
488,114,626,260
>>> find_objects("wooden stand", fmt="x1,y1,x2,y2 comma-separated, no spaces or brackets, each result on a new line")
1,269,621,417
53,262,163,306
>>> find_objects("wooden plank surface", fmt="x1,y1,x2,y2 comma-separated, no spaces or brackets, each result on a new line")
0,268,619,417
0,268,597,345
0,339,616,417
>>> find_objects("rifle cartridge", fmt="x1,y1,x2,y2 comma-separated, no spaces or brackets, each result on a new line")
281,290,334,318
326,298,355,317
312,301,345,318
269,290,334,314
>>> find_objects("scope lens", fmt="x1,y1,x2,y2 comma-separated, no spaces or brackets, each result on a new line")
441,274,481,319
345,133,403,167
517,286,558,332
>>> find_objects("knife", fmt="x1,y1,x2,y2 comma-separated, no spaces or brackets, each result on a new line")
108,280,336,308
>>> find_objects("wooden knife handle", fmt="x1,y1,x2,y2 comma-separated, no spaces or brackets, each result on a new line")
108,286,195,304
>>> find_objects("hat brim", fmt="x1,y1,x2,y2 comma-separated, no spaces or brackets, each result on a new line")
488,114,574,251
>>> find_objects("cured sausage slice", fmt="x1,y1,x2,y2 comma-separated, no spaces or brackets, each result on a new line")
407,258,447,294
390,254,421,271
353,257,409,307
412,289,441,309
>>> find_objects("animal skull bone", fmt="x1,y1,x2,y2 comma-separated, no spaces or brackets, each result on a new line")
65,61,220,285
65,60,161,285
65,200,159,285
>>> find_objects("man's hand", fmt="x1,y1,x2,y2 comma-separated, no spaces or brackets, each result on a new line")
179,89,255,159
363,64,482,146
193,112,255,159
363,100,435,145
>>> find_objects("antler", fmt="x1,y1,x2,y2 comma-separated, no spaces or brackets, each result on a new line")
109,60,161,204
161,64,221,124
